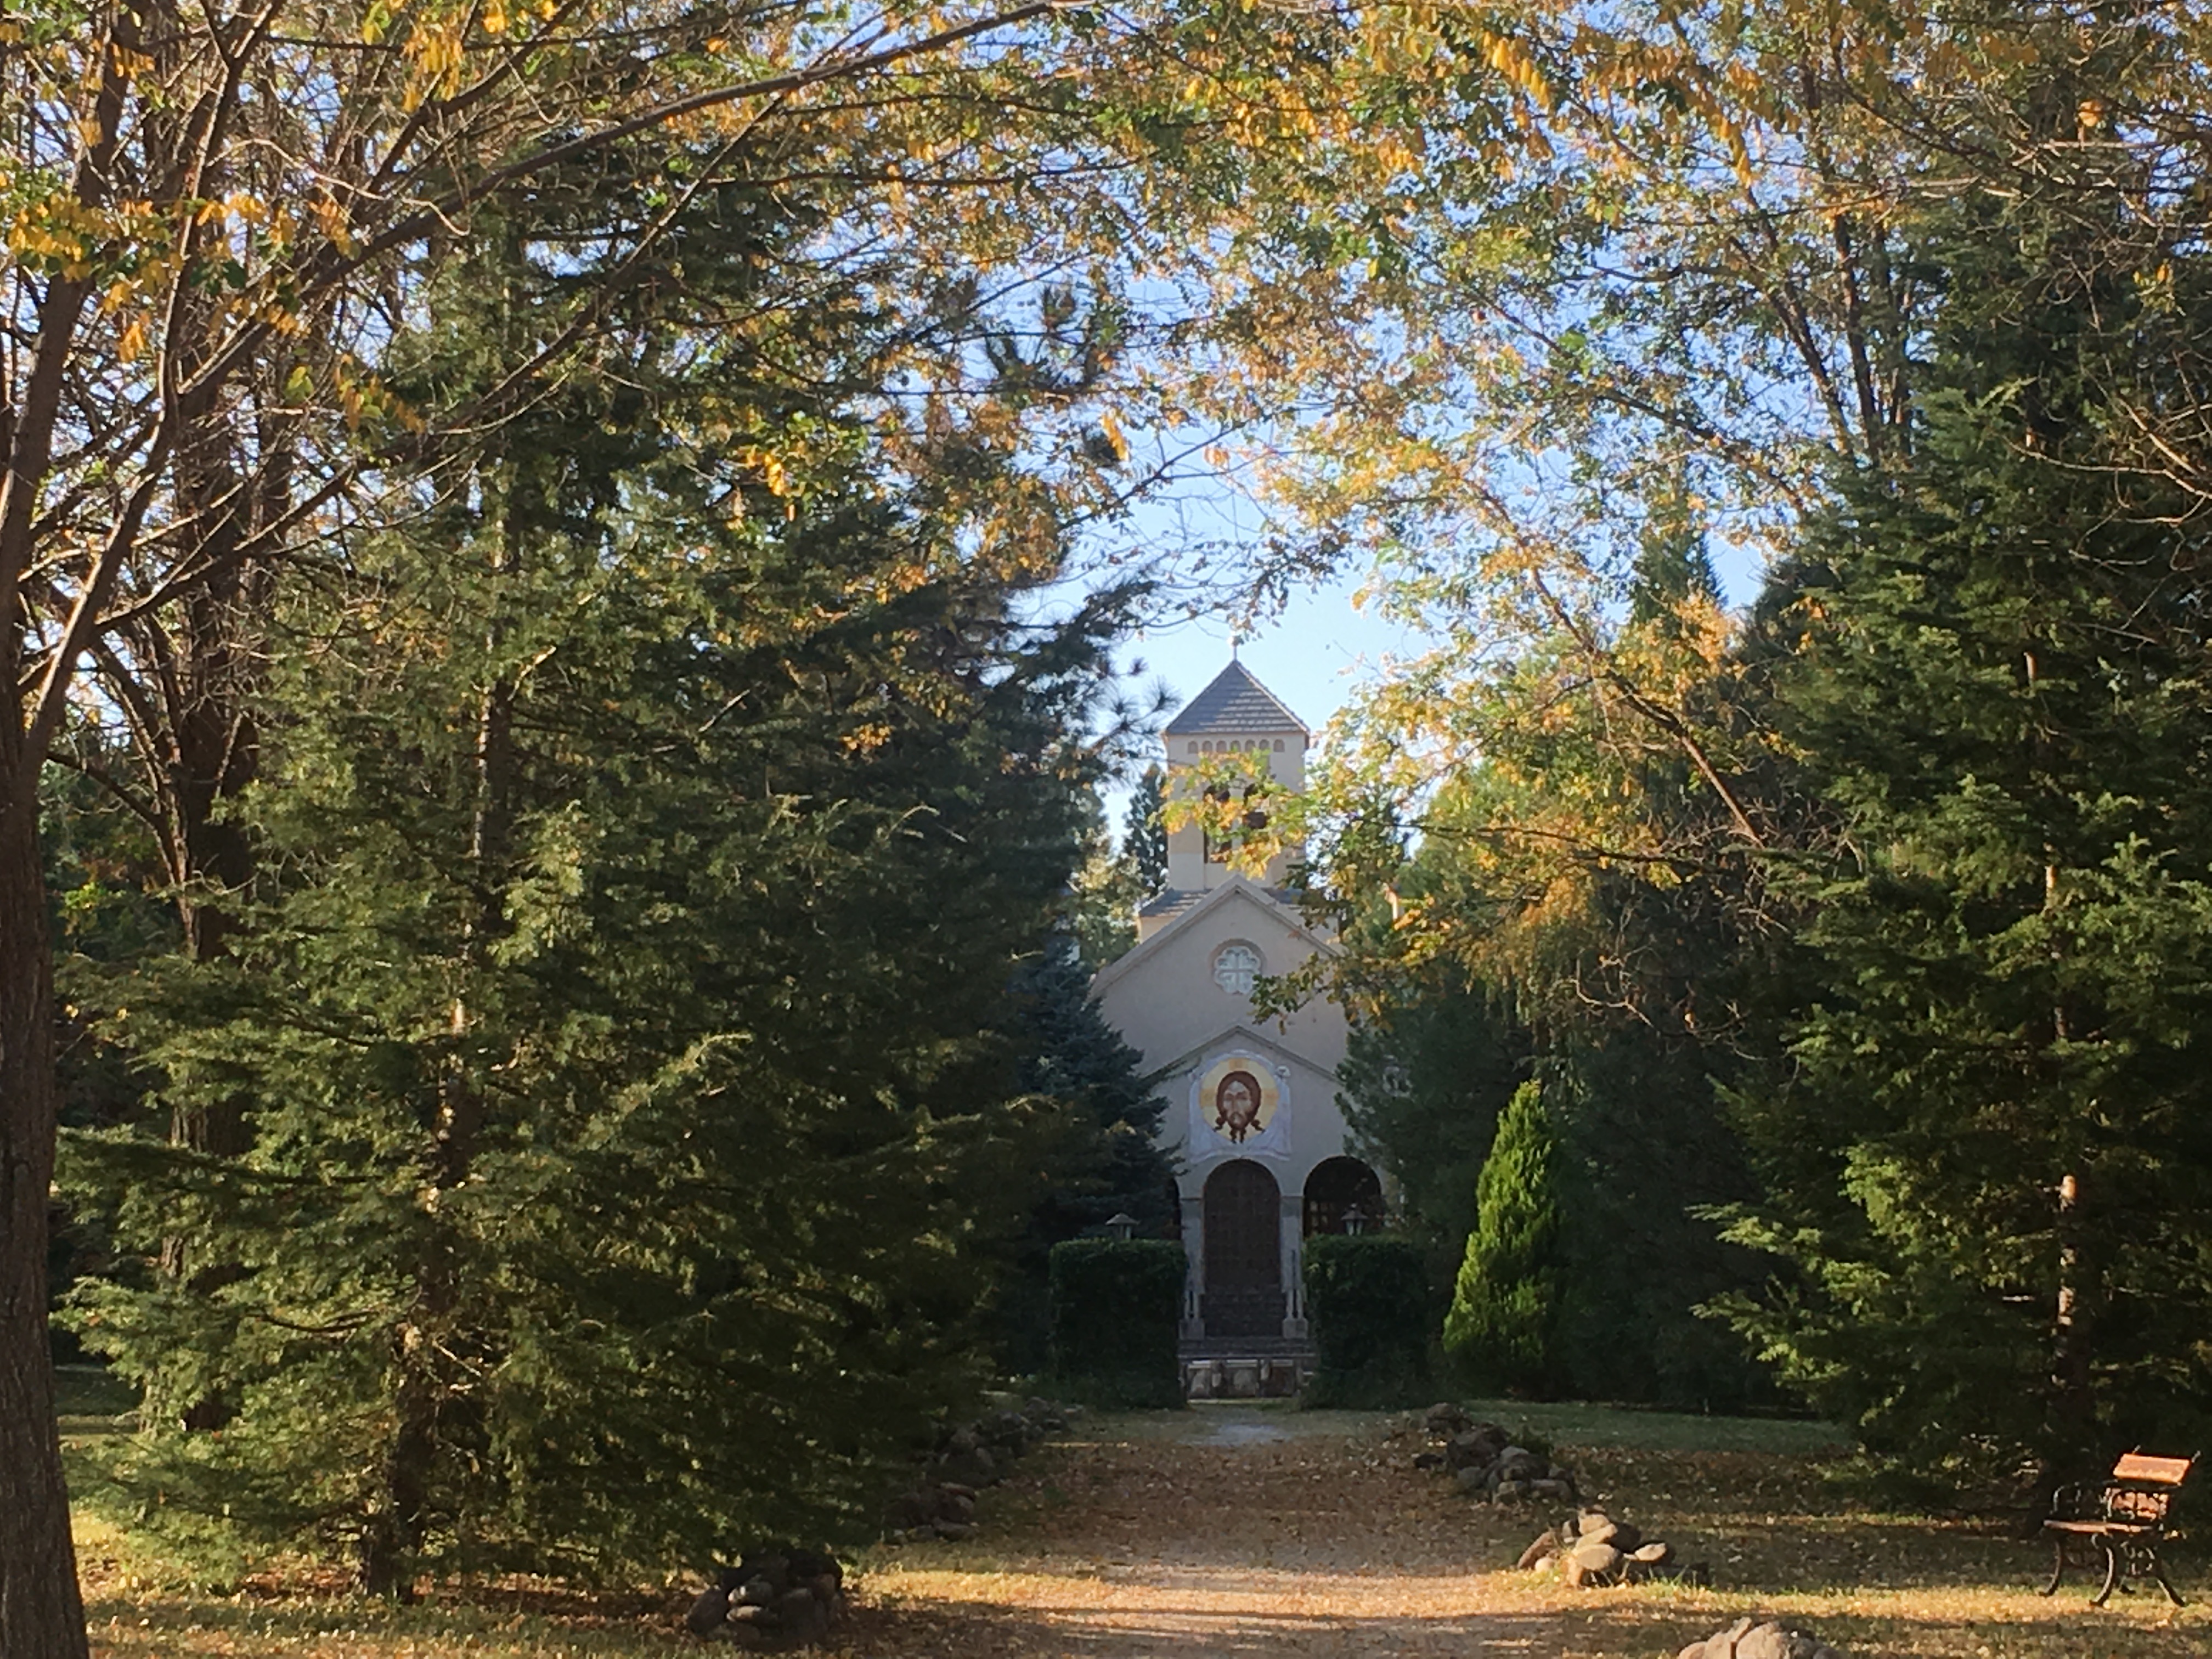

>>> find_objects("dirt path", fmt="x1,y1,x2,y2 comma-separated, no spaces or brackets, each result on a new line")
851,1406,1561,1657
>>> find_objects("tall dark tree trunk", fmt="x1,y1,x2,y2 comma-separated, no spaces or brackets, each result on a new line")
0,784,92,1659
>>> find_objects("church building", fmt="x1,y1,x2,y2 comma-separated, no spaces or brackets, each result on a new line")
1091,661,1382,1391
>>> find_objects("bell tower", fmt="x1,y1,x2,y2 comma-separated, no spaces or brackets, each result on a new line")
1158,660,1308,900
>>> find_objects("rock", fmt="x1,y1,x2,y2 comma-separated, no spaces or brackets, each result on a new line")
936,1490,975,1525
937,1446,998,1487
736,1575,778,1609
1564,1541,1623,1588
1575,1507,1614,1535
1666,1625,1834,1659
1424,1401,1474,1437
776,1587,827,1644
1630,1541,1674,1566
883,1491,933,1531
1446,1425,1508,1469
1492,1448,1549,1484
686,1585,731,1636
1454,1465,1490,1495
944,1424,982,1456
1413,1451,1445,1470
936,1480,977,1500
1493,1478,1533,1503
932,1521,974,1541
735,1553,793,1596
1732,1623,1841,1659
1576,1519,1619,1549
1529,1477,1575,1502
1515,1530,1561,1571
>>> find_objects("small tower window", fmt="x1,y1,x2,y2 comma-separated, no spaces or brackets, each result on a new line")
1273,738,1284,751
1214,944,1262,996
1187,741,1198,754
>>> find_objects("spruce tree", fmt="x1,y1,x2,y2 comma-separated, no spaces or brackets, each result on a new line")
1123,764,1169,895
995,935,1173,1369
1444,1081,1565,1395
1719,200,2212,1485
57,184,1136,1582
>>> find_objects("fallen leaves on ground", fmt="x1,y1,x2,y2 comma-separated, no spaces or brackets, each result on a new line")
80,1403,2210,1657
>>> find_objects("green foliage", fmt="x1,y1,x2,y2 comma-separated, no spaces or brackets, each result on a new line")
995,940,1173,1372
1337,965,1524,1256
1302,1235,1430,1408
1444,1082,1566,1396
1547,1029,1776,1414
1716,198,2212,1487
1047,1239,1186,1409
56,178,1137,1578
1122,765,1169,897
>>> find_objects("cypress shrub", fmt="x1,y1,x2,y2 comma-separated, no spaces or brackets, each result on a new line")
1444,1080,1566,1395
1304,1234,1431,1407
1048,1239,1186,1408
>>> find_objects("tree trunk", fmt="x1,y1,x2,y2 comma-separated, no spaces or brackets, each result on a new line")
0,782,92,1658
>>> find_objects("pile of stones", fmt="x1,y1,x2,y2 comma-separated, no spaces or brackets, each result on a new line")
1412,1402,1579,1504
1517,1506,1697,1587
881,1395,1074,1544
684,1549,845,1647
1676,1617,1851,1659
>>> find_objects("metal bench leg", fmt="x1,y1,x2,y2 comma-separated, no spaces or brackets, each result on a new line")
2147,1549,2185,1607
2094,1542,2123,1607
2041,1539,2066,1596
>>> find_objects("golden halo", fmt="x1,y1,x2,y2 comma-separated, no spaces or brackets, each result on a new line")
1198,1054,1281,1145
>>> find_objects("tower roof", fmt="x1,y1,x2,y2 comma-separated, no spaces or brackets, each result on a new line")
1163,660,1307,736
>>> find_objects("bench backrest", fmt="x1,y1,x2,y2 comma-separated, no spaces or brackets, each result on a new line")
2106,1452,2193,1526
2112,1452,2193,1489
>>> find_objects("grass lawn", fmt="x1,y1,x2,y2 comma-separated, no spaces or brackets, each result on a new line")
56,1377,2209,1658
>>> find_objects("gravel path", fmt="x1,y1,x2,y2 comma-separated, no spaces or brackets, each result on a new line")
853,1406,1559,1657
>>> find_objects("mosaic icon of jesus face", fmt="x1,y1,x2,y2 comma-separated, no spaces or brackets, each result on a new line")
1213,1070,1263,1143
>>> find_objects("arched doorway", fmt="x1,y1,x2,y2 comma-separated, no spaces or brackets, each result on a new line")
1203,1160,1283,1338
1302,1155,1383,1237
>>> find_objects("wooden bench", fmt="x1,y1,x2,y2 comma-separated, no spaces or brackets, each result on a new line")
2041,1451,2193,1606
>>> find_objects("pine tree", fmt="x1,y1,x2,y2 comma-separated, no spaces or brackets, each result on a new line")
1443,1081,1565,1395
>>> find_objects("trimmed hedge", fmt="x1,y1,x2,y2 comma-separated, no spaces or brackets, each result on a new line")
1048,1238,1186,1409
1304,1233,1432,1408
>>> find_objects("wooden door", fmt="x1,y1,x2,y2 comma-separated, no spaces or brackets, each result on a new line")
1203,1160,1283,1338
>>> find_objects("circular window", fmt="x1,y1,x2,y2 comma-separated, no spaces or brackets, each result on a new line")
1213,943,1262,996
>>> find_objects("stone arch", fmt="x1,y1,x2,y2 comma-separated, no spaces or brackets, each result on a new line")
1203,1160,1283,1338
1302,1155,1384,1237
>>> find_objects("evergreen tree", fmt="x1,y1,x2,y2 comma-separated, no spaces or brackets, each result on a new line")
995,936,1174,1369
1719,200,2212,1487
57,179,1136,1581
64,469,1122,1583
1337,967,1524,1257
1123,764,1169,895
1444,1081,1566,1395
1066,790,1143,968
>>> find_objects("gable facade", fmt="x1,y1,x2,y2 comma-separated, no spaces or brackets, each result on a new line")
1092,664,1381,1367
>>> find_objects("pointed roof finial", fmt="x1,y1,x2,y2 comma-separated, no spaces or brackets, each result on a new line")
1229,626,1240,661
